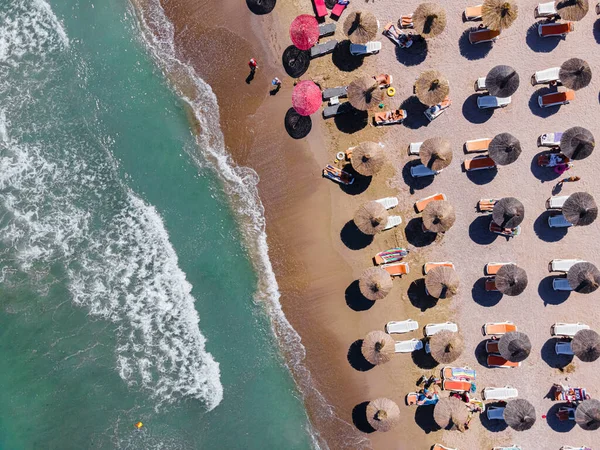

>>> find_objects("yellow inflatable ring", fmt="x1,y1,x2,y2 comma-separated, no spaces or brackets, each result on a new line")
387,87,396,97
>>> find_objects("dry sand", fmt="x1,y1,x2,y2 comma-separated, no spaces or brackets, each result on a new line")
157,0,600,448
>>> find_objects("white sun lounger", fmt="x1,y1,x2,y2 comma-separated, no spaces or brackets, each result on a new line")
477,95,511,109
487,406,505,420
551,322,590,337
556,341,574,355
425,322,458,336
538,132,563,146
536,1,558,17
560,447,591,450
350,41,382,56
409,142,423,155
375,197,399,210
482,386,519,400
553,277,573,291
383,215,403,230
534,67,561,85
493,447,521,450
410,164,439,178
386,319,419,334
475,77,487,92
549,259,585,272
548,214,573,228
546,195,570,210
395,338,423,353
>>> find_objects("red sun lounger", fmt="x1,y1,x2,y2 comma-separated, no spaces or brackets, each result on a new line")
313,0,327,18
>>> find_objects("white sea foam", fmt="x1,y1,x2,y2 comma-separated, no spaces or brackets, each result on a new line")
130,1,369,448
0,2,223,411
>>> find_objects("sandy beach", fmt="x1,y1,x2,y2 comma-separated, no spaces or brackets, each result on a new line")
152,0,600,448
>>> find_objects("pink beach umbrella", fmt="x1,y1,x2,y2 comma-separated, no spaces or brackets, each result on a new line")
292,81,322,116
290,15,319,50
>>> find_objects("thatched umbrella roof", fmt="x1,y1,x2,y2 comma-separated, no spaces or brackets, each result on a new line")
429,330,464,364
359,267,393,301
486,65,520,97
420,137,453,171
567,262,600,293
560,58,592,90
563,192,598,226
290,15,319,50
292,81,322,116
343,11,379,44
434,397,469,431
425,266,459,298
560,127,595,160
482,0,519,30
284,108,312,139
366,398,401,432
575,399,600,430
413,3,447,39
354,201,388,235
247,0,276,15
495,264,528,296
556,0,589,21
489,133,522,166
361,330,396,365
572,329,600,362
282,46,310,78
492,197,525,228
415,70,450,106
422,200,456,234
351,142,385,176
348,77,384,111
498,331,532,362
504,399,536,431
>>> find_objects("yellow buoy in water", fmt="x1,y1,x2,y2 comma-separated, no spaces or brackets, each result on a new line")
135,422,143,429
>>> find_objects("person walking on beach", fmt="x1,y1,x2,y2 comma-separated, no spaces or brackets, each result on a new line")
246,58,258,84
556,175,581,188
270,77,281,95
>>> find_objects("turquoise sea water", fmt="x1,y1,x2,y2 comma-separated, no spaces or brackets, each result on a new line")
0,1,314,448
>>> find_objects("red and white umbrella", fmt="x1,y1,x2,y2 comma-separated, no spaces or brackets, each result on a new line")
290,15,319,50
292,81,321,116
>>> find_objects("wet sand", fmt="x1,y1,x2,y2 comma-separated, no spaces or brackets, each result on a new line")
151,0,600,449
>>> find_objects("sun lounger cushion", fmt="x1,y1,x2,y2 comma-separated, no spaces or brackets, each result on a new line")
425,322,458,336
386,319,419,334
555,341,574,355
442,367,476,380
313,0,328,17
442,379,472,392
464,156,496,171
553,277,572,290
535,67,560,84
424,262,454,274
469,28,500,44
483,322,516,335
310,39,338,58
486,340,499,353
465,138,491,152
331,2,347,18
551,322,590,336
322,101,352,118
540,91,573,106
318,23,336,37
487,406,505,420
415,193,446,212
539,22,573,37
485,263,510,275
410,164,437,178
487,354,519,367
322,86,347,100
464,5,483,19
482,386,518,400
548,214,573,228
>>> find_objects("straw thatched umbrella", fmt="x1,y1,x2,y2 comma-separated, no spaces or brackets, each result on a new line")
434,397,469,431
560,127,595,160
282,46,310,78
575,399,600,430
560,58,592,90
351,142,385,176
495,264,528,296
366,398,401,432
567,262,600,293
292,81,322,116
492,197,525,228
486,65,520,97
498,331,531,362
348,77,384,111
247,0,276,15
504,399,536,431
572,329,600,362
290,15,319,50
420,137,453,171
489,133,522,166
413,3,447,39
361,330,396,365
556,0,589,21
429,330,464,364
563,192,598,226
422,201,456,234
354,201,388,235
425,266,459,298
359,267,393,301
343,11,379,44
482,0,519,30
415,70,450,106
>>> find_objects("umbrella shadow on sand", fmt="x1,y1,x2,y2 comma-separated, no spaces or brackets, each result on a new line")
414,405,440,433
332,40,365,72
399,96,430,130
545,403,577,432
405,218,437,247
468,216,498,245
345,280,375,311
411,343,439,369
334,108,369,134
458,28,493,60
407,278,439,311
472,277,502,307
462,94,494,124
347,340,376,372
402,160,435,193
594,19,600,44
530,151,562,182
465,164,498,185
352,401,376,433
538,276,571,306
339,164,371,195
541,338,574,369
534,211,569,243
526,22,561,53
479,401,509,432
474,340,490,367
340,220,374,250
395,36,428,66
529,87,562,118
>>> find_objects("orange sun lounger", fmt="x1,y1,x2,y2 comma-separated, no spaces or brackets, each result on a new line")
485,278,498,291
539,90,575,107
464,156,496,171
483,322,517,336
487,354,520,368
381,262,409,277
478,198,498,212
465,138,492,153
539,22,574,37
469,28,500,44
415,193,447,212
486,340,499,353
424,262,455,274
442,379,472,392
485,262,511,275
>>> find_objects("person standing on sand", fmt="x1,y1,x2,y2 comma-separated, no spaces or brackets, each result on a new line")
249,58,258,71
556,175,581,187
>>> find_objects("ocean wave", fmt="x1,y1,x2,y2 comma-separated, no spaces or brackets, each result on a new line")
0,1,223,411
